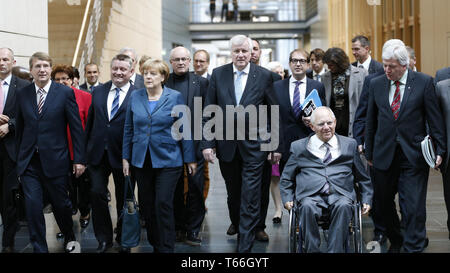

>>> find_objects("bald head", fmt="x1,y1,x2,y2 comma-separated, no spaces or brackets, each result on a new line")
169,46,191,75
310,107,336,143
0,48,16,79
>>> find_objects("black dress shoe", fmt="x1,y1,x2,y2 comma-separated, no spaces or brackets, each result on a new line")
227,224,237,235
96,241,112,253
79,217,90,229
372,234,387,244
255,230,269,242
185,232,202,246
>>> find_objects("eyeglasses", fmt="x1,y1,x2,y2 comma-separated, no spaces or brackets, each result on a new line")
171,57,190,63
290,58,308,65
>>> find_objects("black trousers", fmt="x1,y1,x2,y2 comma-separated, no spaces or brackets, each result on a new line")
219,150,265,253
256,160,272,231
134,153,182,253
88,151,125,244
373,145,429,252
0,143,19,248
442,168,450,233
21,152,74,253
68,166,91,217
174,158,205,234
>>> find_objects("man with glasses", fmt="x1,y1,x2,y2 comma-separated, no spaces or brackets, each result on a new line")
166,46,209,246
273,48,326,174
193,49,211,80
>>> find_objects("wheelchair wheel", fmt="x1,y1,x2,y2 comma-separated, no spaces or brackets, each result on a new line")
288,208,301,253
352,203,364,253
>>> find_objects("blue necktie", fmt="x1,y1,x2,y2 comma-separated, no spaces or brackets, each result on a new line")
234,71,245,104
292,81,302,118
110,87,120,120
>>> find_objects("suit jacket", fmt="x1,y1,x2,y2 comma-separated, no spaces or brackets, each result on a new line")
133,73,145,89
352,59,384,75
201,62,283,162
274,76,326,158
279,134,372,206
79,82,102,93
0,75,29,162
322,65,368,137
436,78,450,173
166,72,208,161
365,70,446,170
435,67,450,85
85,81,136,169
122,87,195,168
352,71,385,146
15,81,86,178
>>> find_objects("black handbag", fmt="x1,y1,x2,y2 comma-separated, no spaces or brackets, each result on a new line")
120,175,141,248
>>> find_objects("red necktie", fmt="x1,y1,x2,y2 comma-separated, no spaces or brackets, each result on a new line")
391,81,401,120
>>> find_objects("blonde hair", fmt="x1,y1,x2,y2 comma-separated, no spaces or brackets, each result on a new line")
140,59,170,84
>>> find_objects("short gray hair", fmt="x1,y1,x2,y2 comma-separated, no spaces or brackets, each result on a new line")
382,43,409,67
169,46,191,60
230,35,252,52
310,106,336,125
119,47,138,62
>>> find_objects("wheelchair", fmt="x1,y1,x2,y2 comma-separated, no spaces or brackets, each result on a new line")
288,196,364,253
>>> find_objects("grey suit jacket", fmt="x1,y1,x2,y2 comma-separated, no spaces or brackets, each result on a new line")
280,134,372,206
436,78,450,173
322,66,367,137
435,67,450,85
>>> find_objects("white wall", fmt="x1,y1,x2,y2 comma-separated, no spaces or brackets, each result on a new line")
0,0,49,68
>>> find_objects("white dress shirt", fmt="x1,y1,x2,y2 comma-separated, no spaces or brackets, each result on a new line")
35,80,52,105
357,55,372,72
1,74,12,109
307,134,340,163
130,73,137,85
388,69,408,105
289,75,307,106
107,82,131,120
312,68,326,82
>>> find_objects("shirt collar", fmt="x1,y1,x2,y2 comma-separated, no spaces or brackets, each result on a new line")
391,69,408,86
1,74,12,86
290,75,306,85
233,63,250,75
35,80,52,94
311,134,338,149
87,81,99,89
313,68,325,77
111,82,130,93
358,55,372,70
130,73,137,84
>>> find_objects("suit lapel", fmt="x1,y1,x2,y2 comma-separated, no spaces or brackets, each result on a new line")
4,76,17,112
39,81,57,118
279,78,294,116
225,64,237,105
138,89,152,117
102,82,112,120
187,73,195,108
397,70,414,120
110,84,135,122
151,87,170,115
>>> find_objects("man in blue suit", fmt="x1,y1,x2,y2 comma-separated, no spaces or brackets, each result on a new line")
351,35,384,75
275,48,326,173
85,54,136,253
15,52,86,253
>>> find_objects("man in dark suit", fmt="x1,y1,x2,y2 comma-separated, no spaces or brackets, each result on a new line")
193,49,211,80
166,46,208,245
249,38,282,242
280,106,372,252
436,78,450,239
119,47,145,89
351,35,384,75
0,48,29,252
15,52,86,253
79,63,102,93
306,48,328,82
85,54,136,253
202,35,282,252
435,66,450,85
274,48,326,173
365,40,446,253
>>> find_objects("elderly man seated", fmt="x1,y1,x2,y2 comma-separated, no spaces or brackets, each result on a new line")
280,106,372,253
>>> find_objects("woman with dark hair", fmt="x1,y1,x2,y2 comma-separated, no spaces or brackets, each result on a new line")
122,59,196,252
322,48,367,137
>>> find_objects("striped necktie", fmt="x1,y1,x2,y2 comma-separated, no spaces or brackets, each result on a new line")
321,142,332,194
391,81,401,120
110,87,120,120
37,88,45,114
292,81,302,118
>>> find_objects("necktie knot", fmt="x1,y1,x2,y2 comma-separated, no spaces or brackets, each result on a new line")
395,81,400,88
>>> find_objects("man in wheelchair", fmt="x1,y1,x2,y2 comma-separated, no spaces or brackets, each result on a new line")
280,107,372,252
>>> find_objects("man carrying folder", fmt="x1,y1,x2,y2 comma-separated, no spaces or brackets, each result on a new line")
273,48,326,173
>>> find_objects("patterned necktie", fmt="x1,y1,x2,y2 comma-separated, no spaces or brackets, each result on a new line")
37,88,45,114
0,81,4,114
292,81,302,118
110,87,120,120
315,74,321,81
321,142,332,194
234,71,245,104
391,81,401,120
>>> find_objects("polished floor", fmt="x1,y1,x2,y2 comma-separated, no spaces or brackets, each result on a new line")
1,161,450,253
